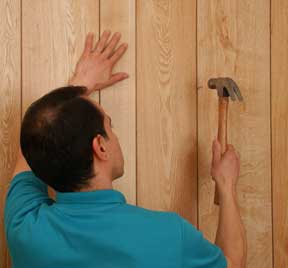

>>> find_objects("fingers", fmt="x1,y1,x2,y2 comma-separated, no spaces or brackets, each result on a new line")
227,144,240,156
82,30,127,59
83,30,128,64
82,32,94,57
109,43,128,66
212,139,221,166
93,30,111,53
102,32,122,58
225,144,240,160
227,144,234,151
236,150,240,160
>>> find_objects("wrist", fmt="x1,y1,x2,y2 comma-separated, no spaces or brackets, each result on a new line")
218,187,238,204
68,75,92,93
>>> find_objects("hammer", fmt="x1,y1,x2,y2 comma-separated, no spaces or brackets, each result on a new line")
208,77,243,205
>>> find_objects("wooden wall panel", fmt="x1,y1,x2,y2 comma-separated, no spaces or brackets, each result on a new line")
272,0,288,267
197,1,272,268
100,0,136,205
0,1,21,267
137,0,198,225
22,0,100,199
2,1,288,267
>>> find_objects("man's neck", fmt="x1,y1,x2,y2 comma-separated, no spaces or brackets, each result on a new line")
79,174,113,192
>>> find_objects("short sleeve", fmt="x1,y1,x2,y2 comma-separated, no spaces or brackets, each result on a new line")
4,171,54,238
176,214,227,268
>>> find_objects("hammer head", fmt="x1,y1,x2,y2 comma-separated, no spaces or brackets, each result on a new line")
208,77,243,101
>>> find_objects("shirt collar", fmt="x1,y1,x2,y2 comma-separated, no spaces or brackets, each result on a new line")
55,189,126,205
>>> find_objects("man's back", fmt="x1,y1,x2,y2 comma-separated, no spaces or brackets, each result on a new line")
4,171,226,268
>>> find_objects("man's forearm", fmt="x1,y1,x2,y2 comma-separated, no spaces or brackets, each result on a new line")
215,191,247,268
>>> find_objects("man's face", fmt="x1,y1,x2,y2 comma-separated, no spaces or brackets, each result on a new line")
89,98,124,180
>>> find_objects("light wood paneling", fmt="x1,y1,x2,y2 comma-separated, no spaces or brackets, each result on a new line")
272,0,288,267
0,1,21,267
1,1,288,267
137,0,198,225
197,1,272,268
100,0,136,205
22,0,100,199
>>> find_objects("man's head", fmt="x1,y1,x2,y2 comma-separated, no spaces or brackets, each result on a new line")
20,86,124,192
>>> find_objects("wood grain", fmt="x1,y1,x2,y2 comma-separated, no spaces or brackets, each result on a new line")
22,0,100,199
2,1,287,266
271,0,288,266
100,0,136,205
137,0,198,225
197,1,272,267
0,0,21,267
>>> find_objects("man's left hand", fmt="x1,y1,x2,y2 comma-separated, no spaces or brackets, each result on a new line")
68,30,129,94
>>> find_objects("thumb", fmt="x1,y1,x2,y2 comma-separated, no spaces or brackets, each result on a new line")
106,72,129,87
212,138,221,166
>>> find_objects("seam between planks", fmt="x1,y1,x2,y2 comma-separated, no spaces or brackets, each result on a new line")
269,0,274,267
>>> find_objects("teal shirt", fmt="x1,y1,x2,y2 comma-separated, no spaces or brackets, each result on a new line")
4,171,227,268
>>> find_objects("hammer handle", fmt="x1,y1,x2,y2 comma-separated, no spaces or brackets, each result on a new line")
214,97,229,205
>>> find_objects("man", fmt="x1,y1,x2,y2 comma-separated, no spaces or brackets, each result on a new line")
4,30,247,268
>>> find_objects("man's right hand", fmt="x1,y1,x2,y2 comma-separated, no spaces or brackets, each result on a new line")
210,139,240,199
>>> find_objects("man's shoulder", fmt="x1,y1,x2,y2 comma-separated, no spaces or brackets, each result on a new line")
123,203,176,215
121,203,181,226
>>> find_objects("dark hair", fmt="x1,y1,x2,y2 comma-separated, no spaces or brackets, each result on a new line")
20,86,108,192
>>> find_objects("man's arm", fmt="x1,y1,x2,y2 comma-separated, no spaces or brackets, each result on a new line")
6,27,129,219
211,139,247,268
5,160,53,239
12,29,129,176
215,192,247,268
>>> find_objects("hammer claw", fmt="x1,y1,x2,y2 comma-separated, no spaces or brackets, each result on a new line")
228,78,244,102
225,84,236,101
208,77,243,102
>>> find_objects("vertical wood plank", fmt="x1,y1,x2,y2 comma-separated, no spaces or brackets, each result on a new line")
197,1,272,267
272,0,288,266
0,1,21,267
100,0,136,205
137,0,197,225
22,0,100,199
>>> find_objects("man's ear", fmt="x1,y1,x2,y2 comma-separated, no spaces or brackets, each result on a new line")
92,135,108,161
